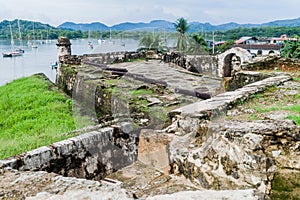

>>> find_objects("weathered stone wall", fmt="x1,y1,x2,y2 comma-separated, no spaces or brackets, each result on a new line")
224,71,285,91
56,51,146,97
0,125,139,181
55,64,78,96
186,55,218,76
171,74,291,118
163,53,219,77
218,47,253,77
167,118,299,196
160,74,296,197
83,51,146,64
244,55,300,71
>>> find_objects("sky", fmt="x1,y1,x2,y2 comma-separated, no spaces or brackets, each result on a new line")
1,0,300,27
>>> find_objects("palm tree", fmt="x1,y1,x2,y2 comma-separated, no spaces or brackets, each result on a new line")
139,34,153,49
189,33,208,54
174,18,190,53
139,33,163,50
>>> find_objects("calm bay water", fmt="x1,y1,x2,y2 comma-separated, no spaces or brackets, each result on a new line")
0,38,139,86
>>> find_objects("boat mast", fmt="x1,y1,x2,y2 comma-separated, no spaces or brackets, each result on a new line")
17,19,23,47
9,23,14,50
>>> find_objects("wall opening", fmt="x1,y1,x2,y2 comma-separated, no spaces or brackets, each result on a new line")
223,53,234,77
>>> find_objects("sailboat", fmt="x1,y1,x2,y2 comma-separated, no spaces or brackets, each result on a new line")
45,29,50,44
108,28,114,44
121,32,125,47
16,19,25,53
31,22,38,48
2,23,23,57
88,30,93,49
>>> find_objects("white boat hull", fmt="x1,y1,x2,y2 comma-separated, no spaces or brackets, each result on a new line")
2,52,23,57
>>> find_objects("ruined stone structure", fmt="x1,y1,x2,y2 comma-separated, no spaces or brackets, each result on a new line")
56,36,72,59
163,48,253,78
1,41,299,199
217,47,253,77
0,124,138,181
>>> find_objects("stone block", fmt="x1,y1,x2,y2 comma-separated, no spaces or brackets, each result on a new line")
20,146,52,170
52,139,76,156
138,129,171,174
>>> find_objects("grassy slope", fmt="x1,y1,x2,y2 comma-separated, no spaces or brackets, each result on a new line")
0,74,88,159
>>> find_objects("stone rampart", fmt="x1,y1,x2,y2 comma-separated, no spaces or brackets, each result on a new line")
83,51,146,64
224,71,286,91
163,52,219,77
0,124,138,181
171,74,291,118
186,55,218,76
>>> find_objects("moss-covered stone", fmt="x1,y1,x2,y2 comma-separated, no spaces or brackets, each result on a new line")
270,170,300,199
56,64,78,96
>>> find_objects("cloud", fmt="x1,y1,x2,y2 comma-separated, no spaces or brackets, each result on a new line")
0,0,300,26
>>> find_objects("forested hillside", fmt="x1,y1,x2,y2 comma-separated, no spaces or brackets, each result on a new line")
0,19,83,40
1,19,300,41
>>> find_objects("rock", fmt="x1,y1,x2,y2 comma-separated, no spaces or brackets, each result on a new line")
147,97,163,106
140,118,149,125
0,169,132,200
272,150,281,157
146,189,258,200
260,111,289,120
138,129,172,174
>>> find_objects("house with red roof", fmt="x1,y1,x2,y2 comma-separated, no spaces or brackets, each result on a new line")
232,35,297,57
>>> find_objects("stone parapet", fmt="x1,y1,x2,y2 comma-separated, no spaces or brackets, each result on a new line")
171,74,291,118
0,125,138,181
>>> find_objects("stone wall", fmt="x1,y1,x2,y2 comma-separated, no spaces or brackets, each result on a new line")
186,55,218,76
244,55,300,71
167,118,299,195
0,124,139,181
171,74,291,118
161,74,295,197
163,52,219,77
217,47,253,77
224,71,284,91
83,51,146,64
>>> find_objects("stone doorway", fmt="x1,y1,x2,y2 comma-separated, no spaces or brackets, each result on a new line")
223,53,241,77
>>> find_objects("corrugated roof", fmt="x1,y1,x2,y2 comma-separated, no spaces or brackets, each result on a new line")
235,37,257,44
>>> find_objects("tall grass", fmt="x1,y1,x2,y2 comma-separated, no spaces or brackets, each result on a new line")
0,74,90,159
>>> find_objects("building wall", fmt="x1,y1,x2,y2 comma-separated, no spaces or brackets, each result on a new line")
247,49,280,56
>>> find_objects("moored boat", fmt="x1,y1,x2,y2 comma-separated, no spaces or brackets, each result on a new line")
2,51,23,57
2,23,23,58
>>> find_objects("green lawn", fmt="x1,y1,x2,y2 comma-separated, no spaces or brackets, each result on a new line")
0,74,91,159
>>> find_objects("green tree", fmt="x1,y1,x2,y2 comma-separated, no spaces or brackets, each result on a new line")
139,33,163,50
280,37,300,58
188,33,208,54
174,18,190,53
215,40,235,53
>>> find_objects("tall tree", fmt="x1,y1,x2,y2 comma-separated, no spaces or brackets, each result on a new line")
280,37,300,58
139,33,164,50
189,33,208,54
174,18,190,53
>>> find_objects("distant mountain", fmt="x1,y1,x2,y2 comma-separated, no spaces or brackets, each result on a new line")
57,17,300,32
261,17,300,27
58,20,175,32
58,22,109,31
111,20,174,31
